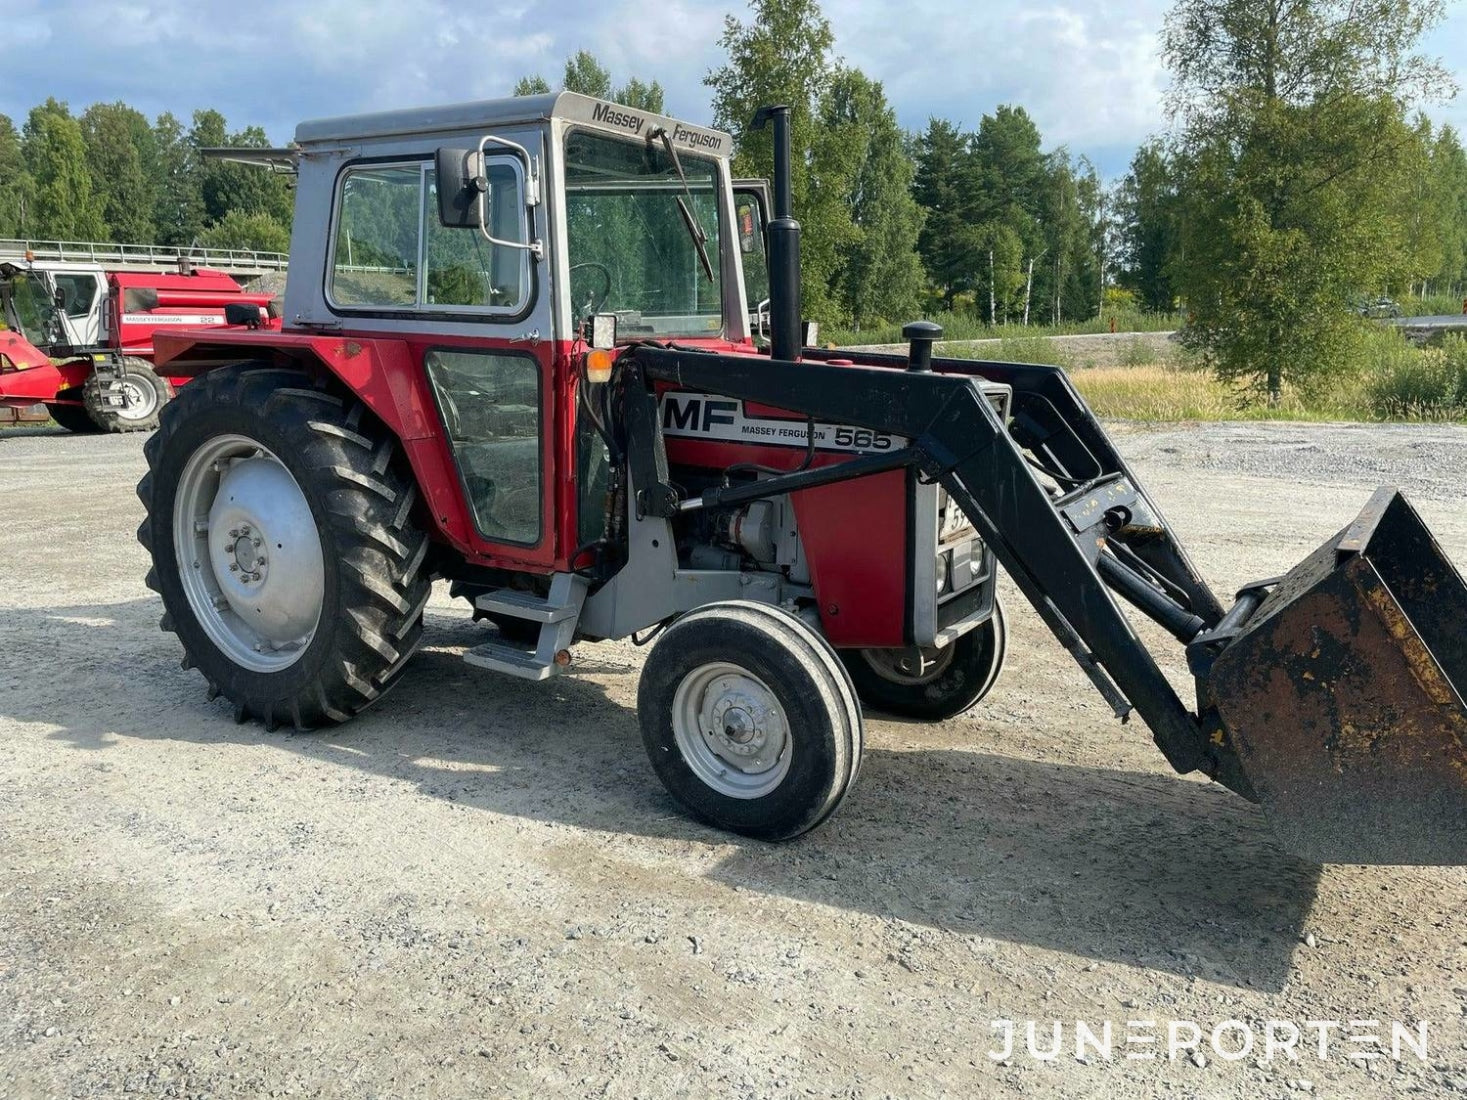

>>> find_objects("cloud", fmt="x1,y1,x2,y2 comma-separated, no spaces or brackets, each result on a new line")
0,0,1462,180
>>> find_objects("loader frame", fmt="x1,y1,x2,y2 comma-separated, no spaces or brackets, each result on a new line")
619,343,1243,791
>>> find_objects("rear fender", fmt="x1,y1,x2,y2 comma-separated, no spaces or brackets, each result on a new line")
153,331,480,556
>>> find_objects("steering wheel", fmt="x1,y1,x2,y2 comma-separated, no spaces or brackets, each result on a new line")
569,262,613,318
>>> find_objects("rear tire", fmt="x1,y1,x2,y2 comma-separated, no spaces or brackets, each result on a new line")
841,597,1007,721
638,601,863,840
137,363,432,729
46,402,100,433
84,357,172,432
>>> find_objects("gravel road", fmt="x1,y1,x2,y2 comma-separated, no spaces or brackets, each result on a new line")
2,420,1465,1099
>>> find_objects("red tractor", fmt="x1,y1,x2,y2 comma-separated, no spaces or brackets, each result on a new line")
0,259,277,432
137,93,1467,862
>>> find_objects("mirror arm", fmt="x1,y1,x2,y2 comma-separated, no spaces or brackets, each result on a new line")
475,134,544,259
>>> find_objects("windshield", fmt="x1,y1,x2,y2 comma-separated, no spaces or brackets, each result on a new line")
563,129,725,340
1,272,64,348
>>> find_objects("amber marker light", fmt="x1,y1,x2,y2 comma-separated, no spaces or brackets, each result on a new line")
584,349,615,383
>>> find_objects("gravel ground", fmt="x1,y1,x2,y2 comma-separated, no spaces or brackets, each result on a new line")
2,420,1465,1099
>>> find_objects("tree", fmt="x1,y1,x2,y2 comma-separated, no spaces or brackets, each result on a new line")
515,55,664,111
706,0,853,323
1163,0,1453,402
1429,126,1467,293
822,69,925,327
1114,139,1180,312
22,99,105,240
913,118,975,309
512,75,552,96
0,115,30,238
200,209,291,253
191,111,293,231
1396,115,1445,298
152,111,205,246
81,102,157,243
616,77,665,113
563,51,613,99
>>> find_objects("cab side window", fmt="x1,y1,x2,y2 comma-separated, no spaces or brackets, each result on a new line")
53,273,101,319
424,348,541,545
330,158,529,313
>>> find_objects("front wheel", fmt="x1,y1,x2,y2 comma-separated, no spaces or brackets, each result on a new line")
83,357,173,432
638,601,863,841
137,364,432,730
841,597,1007,721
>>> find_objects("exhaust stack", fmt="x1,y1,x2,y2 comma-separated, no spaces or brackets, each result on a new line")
750,105,801,362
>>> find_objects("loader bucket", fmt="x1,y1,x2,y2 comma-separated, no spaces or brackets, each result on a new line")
1209,488,1467,864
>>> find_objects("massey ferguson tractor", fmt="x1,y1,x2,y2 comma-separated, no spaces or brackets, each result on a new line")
0,259,276,431
137,92,1467,862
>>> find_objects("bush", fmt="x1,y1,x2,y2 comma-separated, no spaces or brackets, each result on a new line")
1364,332,1467,419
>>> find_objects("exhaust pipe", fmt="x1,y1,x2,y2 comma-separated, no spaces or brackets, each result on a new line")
750,105,801,362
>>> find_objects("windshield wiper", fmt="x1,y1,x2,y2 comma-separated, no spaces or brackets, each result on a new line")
651,127,716,284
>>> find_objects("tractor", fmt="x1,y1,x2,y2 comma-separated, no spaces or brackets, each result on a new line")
138,92,1467,862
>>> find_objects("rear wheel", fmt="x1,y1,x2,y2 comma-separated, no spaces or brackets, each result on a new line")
638,601,863,840
84,357,172,432
137,363,432,729
841,597,1007,721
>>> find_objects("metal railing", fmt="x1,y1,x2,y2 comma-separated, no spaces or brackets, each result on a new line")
0,238,289,274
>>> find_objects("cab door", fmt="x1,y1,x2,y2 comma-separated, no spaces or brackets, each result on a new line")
325,141,561,572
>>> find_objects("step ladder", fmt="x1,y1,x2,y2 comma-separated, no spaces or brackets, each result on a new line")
463,573,588,681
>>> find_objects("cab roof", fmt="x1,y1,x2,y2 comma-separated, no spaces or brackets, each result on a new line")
294,92,733,159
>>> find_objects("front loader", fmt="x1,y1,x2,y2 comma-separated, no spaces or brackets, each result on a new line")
137,92,1466,862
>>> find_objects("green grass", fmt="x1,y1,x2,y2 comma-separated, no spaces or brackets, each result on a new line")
835,321,1467,424
826,309,1180,347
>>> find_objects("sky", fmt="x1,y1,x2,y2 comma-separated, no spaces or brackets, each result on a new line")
3,0,1465,179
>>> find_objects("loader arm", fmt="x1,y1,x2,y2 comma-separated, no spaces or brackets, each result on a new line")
630,345,1223,778
627,343,1467,864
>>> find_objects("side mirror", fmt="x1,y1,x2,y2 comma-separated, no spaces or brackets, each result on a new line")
585,313,617,350
436,146,487,229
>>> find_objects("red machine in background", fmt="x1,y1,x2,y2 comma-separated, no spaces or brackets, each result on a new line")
0,259,278,432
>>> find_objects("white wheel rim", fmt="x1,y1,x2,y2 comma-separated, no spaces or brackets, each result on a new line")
172,433,325,673
861,642,956,686
672,662,793,799
114,377,158,421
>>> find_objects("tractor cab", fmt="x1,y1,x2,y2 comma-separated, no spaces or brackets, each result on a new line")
257,93,776,576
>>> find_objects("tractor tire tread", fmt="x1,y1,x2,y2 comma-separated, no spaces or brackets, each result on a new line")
138,361,430,730
82,358,172,433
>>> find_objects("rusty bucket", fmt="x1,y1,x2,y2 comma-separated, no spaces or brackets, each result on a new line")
1210,488,1467,864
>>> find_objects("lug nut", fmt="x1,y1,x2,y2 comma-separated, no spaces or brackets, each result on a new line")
229,563,239,572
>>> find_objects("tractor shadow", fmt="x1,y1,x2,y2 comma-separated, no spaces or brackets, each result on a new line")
8,597,1318,990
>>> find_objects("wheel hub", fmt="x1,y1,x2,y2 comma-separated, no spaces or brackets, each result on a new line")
229,526,268,581
672,663,793,799
173,435,325,673
114,378,156,420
